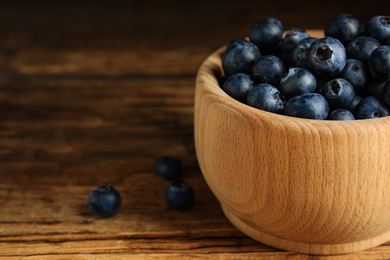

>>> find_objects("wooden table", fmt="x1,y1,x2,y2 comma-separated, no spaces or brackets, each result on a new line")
1,1,390,259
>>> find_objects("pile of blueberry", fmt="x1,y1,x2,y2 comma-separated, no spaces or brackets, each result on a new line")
221,14,390,120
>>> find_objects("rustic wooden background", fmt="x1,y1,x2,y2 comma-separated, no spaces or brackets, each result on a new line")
0,0,390,258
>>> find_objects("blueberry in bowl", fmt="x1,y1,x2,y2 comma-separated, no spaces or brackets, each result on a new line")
195,15,390,255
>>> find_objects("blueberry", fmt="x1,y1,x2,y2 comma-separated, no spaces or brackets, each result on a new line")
278,28,310,62
346,36,381,63
355,96,390,119
319,78,355,109
364,79,387,97
222,73,254,103
327,109,355,120
156,156,182,181
307,37,347,77
88,185,121,218
324,14,360,44
247,83,285,114
249,17,284,52
346,94,363,113
165,180,195,211
382,80,390,107
279,67,317,100
365,15,390,44
368,45,390,81
222,40,261,76
251,55,286,86
226,38,249,51
288,37,318,67
283,93,329,120
339,59,368,93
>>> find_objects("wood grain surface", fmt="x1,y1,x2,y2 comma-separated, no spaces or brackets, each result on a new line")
0,0,390,258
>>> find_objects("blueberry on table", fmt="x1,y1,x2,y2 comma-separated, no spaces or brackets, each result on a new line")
222,40,260,76
251,55,286,86
319,78,355,109
279,67,317,100
328,109,355,120
222,73,254,103
355,96,390,119
249,17,284,52
247,83,285,114
307,37,346,77
156,156,182,180
283,93,329,120
324,14,360,44
368,45,390,81
339,59,368,93
165,180,195,211
346,36,381,63
88,185,122,218
365,15,390,44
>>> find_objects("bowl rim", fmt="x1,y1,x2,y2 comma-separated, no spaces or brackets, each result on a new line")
196,30,390,127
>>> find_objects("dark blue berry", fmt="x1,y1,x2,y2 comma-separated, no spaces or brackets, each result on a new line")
279,67,317,100
365,15,390,44
88,185,121,218
364,79,387,97
324,14,360,44
249,17,284,52
247,83,285,114
319,78,355,109
339,59,368,93
355,96,390,119
278,28,310,62
327,109,355,120
156,156,182,181
346,95,363,113
251,55,286,86
222,40,260,76
382,80,390,107
165,180,195,211
283,93,329,120
222,73,254,103
368,45,390,81
307,37,347,77
288,37,317,67
226,38,249,51
346,36,381,63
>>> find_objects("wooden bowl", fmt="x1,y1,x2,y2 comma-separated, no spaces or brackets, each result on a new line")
194,30,390,255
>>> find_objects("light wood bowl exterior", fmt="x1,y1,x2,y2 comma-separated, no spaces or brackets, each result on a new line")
194,30,390,255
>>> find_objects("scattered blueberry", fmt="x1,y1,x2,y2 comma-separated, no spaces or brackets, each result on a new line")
365,15,390,44
283,93,329,120
339,59,368,93
249,17,284,52
222,73,254,103
307,37,347,77
165,180,195,211
355,96,390,119
327,109,355,120
324,14,360,44
251,55,286,86
222,40,260,76
156,156,182,181
88,185,121,218
368,45,390,81
247,83,285,114
346,36,381,63
279,67,317,100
